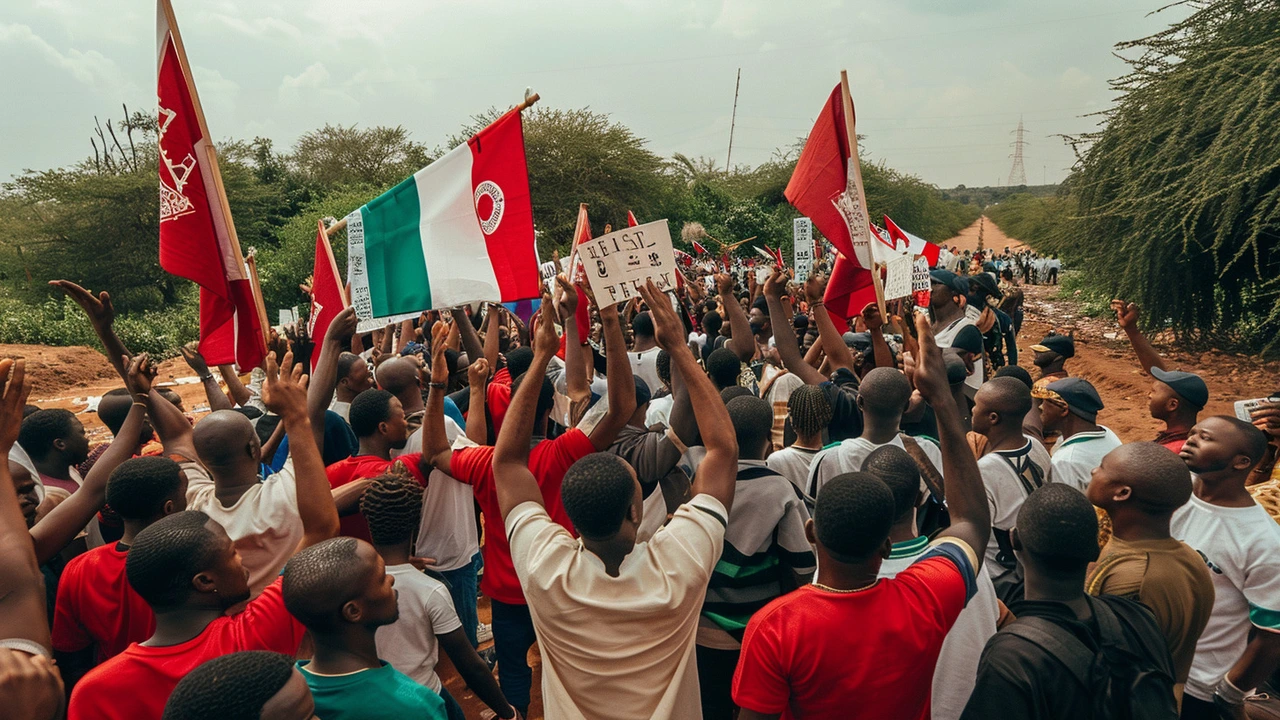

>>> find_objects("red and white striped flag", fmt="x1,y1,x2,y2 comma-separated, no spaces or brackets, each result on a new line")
157,0,264,369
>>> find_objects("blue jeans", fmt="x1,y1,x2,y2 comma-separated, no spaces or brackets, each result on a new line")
439,553,480,648
490,598,536,715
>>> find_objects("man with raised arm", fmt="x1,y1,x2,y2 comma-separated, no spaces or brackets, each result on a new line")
499,279,739,719
732,311,990,720
422,288,635,717
1112,300,1208,453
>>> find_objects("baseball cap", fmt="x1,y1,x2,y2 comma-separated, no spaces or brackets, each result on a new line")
1047,377,1104,421
951,324,985,355
968,272,1003,300
1151,367,1209,409
1030,334,1075,359
929,269,968,294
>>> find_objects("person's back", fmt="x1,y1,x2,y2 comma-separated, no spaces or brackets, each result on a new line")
962,484,1177,720
766,385,831,494
1085,442,1213,699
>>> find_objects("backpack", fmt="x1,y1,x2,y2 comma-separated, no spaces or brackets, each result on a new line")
989,449,1047,604
1005,595,1178,720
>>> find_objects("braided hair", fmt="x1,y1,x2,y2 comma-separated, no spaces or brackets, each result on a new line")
359,470,423,546
787,385,833,439
163,651,297,720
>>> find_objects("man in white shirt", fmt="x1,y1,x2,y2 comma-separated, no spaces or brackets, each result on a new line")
971,377,1053,592
808,368,943,499
497,281,739,720
628,311,664,394
1040,377,1122,492
1171,415,1280,718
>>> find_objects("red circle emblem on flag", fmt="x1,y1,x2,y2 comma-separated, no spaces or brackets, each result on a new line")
474,181,505,235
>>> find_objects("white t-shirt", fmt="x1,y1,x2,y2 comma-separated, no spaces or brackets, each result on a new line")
645,396,674,429
978,436,1053,574
507,495,727,720
393,417,479,572
374,563,463,693
880,538,1000,720
767,446,821,496
183,459,302,598
937,314,983,393
807,435,944,499
688,332,707,351
329,399,351,422
1171,495,1280,701
1049,427,1122,492
630,347,664,397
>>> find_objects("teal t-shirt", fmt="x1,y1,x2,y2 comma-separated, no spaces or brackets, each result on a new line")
298,660,446,719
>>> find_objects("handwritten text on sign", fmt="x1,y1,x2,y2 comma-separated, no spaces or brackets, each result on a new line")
793,217,813,282
580,220,676,304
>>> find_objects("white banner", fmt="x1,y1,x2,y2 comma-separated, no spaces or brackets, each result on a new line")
580,220,677,305
793,217,813,282
883,254,913,299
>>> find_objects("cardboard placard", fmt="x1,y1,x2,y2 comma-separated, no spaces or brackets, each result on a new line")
883,254,913,300
579,219,676,305
793,217,814,282
278,308,298,326
911,255,931,311
1235,397,1277,422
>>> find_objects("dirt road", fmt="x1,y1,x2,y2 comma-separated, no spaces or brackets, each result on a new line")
944,216,1026,253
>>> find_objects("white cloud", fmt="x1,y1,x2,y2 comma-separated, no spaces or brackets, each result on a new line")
0,23,125,90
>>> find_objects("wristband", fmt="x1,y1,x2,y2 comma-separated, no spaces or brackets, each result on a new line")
1215,675,1248,705
199,373,214,381
428,381,447,390
133,393,149,403
132,402,147,409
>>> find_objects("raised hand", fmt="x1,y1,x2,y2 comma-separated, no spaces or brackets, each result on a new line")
0,649,65,720
860,302,885,331
912,312,949,403
428,321,450,386
125,353,157,397
325,307,358,345
637,280,686,353
261,351,309,420
715,273,735,296
49,280,114,328
804,273,828,305
468,357,490,389
179,342,210,376
533,290,560,357
1111,299,1139,329
555,274,578,319
0,359,31,455
763,269,790,300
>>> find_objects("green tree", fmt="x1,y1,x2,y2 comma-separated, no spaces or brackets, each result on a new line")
291,124,433,190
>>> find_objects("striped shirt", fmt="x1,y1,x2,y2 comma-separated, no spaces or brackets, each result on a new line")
698,460,816,650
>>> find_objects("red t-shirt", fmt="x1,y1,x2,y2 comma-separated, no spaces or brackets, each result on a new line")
325,454,426,541
52,543,155,664
67,577,305,720
487,370,513,437
451,429,595,605
732,544,976,720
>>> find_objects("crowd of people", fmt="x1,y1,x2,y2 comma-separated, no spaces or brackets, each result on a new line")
3,253,1280,720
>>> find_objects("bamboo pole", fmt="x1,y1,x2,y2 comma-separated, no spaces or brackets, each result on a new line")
244,252,270,345
325,90,542,239
840,70,887,319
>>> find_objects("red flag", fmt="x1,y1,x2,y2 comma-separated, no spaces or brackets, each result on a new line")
567,204,592,341
823,253,876,324
626,210,639,228
693,240,708,255
307,221,348,371
157,0,264,369
883,215,941,266
785,83,874,269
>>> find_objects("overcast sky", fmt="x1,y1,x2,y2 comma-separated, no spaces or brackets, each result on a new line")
3,0,1191,189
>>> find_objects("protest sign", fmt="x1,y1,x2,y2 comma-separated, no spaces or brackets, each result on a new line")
278,308,298,326
883,254,912,299
793,217,814,282
911,255,931,311
1235,396,1279,422
579,219,676,305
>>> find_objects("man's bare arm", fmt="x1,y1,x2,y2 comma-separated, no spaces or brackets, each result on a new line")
466,358,490,446
717,273,756,363
423,324,456,474
493,296,559,519
0,359,50,650
763,270,827,385
308,308,357,455
1112,300,1167,374
587,301,637,451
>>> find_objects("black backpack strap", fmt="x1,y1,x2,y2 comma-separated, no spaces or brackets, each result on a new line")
1004,617,1096,690
1086,595,1177,677
899,434,946,503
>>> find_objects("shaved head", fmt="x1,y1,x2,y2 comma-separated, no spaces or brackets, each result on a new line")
375,358,420,401
192,410,258,470
973,377,1033,436
858,368,912,418
1105,442,1193,513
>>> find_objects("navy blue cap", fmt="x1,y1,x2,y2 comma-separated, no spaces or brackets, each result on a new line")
1030,334,1075,359
929,269,968,294
951,324,985,355
634,377,652,407
1151,367,1209,409
968,272,1002,300
843,331,872,352
1047,377,1104,420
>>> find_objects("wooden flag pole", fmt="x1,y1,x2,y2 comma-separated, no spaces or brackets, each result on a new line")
840,70,887,319
159,0,248,282
244,251,271,345
326,90,541,240
316,220,349,307
566,203,589,283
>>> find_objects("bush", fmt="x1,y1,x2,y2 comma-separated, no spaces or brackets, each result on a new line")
0,292,198,358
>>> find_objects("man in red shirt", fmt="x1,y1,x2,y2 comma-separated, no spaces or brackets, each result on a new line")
67,351,340,720
423,291,635,717
324,388,429,541
732,312,991,720
52,456,187,686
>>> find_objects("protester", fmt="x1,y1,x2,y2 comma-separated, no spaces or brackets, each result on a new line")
1112,300,1208,453
162,651,313,720
1085,442,1214,703
1040,377,1122,492
1171,416,1280,718
766,385,832,493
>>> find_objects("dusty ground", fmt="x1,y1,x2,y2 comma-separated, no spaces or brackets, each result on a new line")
7,217,1276,718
